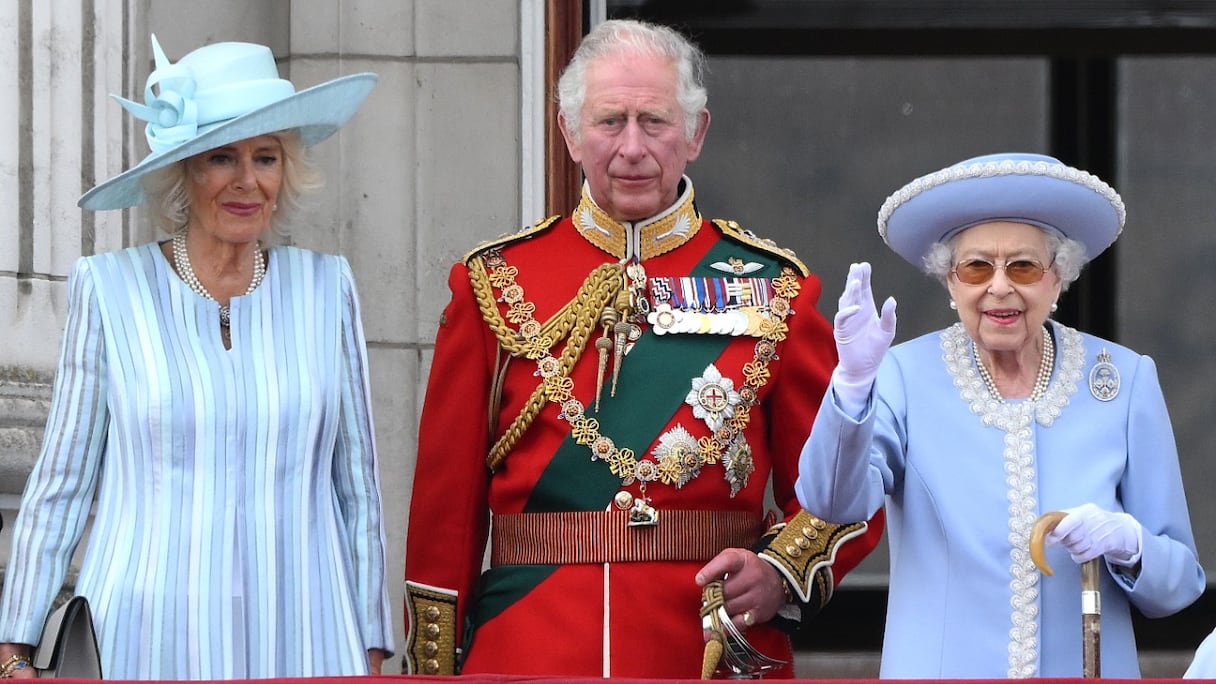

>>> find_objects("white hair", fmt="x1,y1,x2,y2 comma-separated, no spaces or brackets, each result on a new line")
556,19,708,144
923,228,1088,291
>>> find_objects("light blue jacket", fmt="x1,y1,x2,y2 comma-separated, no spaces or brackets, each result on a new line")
798,321,1203,678
0,244,394,678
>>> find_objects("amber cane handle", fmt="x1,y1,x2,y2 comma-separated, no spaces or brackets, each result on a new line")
1081,558,1101,678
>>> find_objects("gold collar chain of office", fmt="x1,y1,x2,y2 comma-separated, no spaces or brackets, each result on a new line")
473,246,803,497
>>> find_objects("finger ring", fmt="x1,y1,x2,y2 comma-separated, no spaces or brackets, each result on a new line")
742,610,755,627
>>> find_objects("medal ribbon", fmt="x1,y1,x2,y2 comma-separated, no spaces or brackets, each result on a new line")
471,233,782,630
653,276,775,312
527,242,780,512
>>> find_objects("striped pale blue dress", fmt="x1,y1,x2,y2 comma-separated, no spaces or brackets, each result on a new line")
0,243,394,679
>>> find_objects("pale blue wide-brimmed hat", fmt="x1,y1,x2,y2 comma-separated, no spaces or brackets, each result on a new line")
79,35,377,210
877,152,1126,267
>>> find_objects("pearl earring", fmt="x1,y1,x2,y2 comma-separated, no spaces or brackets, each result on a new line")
949,300,958,310
1050,302,1058,313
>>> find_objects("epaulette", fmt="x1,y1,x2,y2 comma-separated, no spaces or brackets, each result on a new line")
711,218,809,278
462,215,562,264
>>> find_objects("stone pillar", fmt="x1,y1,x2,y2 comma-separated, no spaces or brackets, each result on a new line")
285,0,524,667
1,1,534,668
0,0,134,524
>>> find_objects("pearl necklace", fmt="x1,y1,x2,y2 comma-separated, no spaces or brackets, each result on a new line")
171,231,266,327
973,327,1054,403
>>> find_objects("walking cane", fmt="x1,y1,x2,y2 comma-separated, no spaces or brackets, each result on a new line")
1030,511,1101,678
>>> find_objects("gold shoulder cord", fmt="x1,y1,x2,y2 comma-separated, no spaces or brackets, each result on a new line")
467,255,626,470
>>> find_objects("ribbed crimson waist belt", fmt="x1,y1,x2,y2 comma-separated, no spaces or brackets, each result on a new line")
490,510,765,565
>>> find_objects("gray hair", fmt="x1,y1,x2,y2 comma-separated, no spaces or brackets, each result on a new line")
923,228,1088,291
556,19,708,143
141,130,323,240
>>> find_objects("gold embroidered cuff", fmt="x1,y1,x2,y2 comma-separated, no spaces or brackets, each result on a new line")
757,510,869,610
404,581,458,675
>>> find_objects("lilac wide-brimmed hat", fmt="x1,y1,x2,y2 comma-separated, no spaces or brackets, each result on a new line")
876,152,1126,267
79,35,377,210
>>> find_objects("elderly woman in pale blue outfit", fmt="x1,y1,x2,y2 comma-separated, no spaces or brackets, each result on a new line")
796,153,1204,678
0,37,394,678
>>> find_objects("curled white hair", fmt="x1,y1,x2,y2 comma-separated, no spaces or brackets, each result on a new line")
923,229,1088,291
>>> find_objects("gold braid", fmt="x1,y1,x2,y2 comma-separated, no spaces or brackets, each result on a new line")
467,256,626,470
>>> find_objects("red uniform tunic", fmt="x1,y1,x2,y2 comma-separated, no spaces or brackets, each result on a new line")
404,182,882,678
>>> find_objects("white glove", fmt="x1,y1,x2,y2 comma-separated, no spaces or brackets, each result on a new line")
832,262,897,415
1046,503,1143,568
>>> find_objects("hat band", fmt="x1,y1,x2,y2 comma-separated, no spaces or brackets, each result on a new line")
194,80,295,124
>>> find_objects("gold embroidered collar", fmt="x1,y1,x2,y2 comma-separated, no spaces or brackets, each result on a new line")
572,177,702,261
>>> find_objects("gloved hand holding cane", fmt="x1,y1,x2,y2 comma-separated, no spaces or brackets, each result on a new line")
1046,503,1143,568
1030,503,1142,678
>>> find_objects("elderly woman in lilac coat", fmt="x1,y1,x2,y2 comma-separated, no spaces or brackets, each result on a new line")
797,152,1203,678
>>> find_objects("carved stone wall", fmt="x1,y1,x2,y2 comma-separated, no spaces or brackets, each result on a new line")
0,1,529,670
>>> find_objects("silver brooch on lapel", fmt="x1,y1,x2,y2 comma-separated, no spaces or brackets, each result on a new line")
710,256,764,275
1089,348,1120,402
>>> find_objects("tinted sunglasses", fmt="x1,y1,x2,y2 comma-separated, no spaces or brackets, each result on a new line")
951,258,1052,285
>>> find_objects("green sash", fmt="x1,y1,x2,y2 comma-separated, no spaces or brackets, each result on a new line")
472,236,782,629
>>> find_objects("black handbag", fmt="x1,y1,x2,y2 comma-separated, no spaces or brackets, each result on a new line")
32,596,103,679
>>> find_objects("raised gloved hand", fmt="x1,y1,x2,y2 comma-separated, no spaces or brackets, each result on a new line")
832,262,897,414
1046,503,1143,568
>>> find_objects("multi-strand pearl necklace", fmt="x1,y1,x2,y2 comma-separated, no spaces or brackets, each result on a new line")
172,231,266,327
972,327,1054,403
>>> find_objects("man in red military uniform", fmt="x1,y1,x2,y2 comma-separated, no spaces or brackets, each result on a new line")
403,18,882,678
